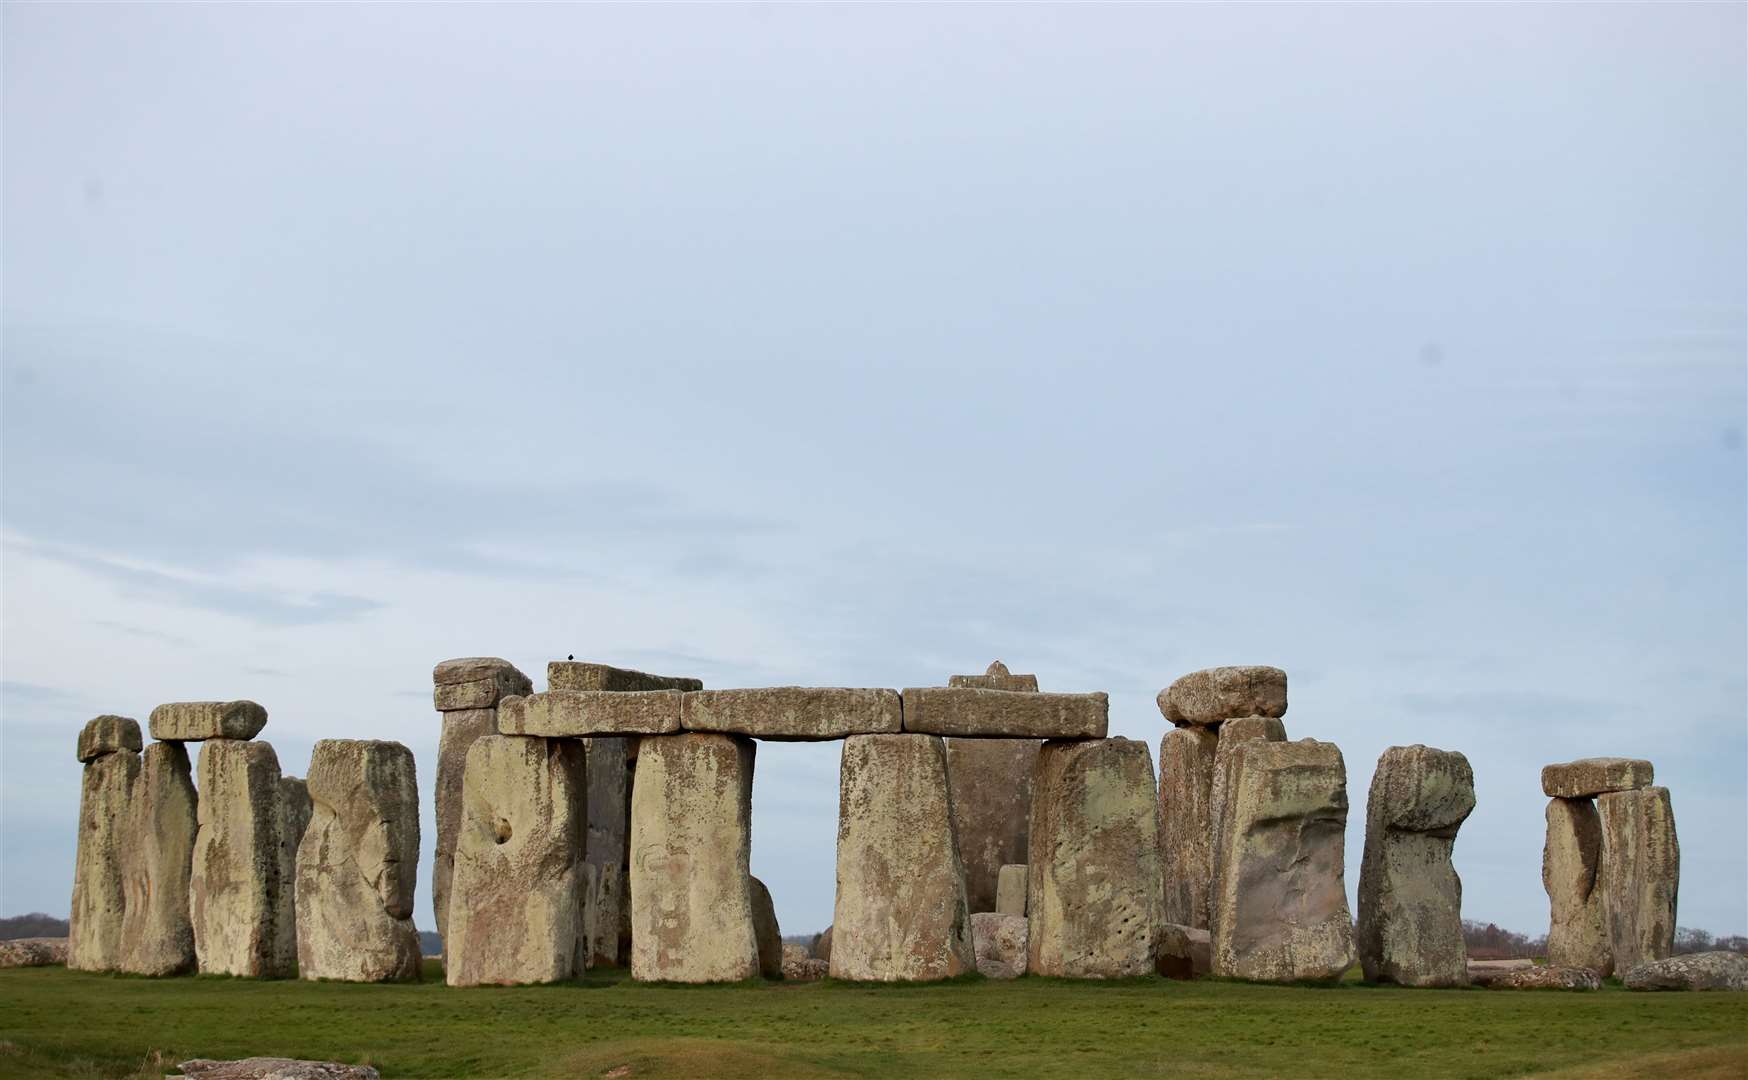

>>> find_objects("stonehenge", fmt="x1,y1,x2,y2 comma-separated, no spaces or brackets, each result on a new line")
582,735,632,967
191,734,298,978
120,742,200,975
69,716,140,971
940,663,1042,916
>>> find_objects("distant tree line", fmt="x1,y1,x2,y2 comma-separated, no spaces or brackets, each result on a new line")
0,913,69,939
1462,920,1748,960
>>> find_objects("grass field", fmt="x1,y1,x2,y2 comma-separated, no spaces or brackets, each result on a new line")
2,962,1745,1079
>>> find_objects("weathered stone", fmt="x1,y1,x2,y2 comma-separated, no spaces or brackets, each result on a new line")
1622,952,1748,992
682,687,901,740
1211,739,1354,983
783,955,829,980
192,740,296,977
751,876,783,979
948,660,1040,693
584,737,632,967
177,1059,379,1080
1464,958,1535,986
1597,786,1679,972
296,740,421,982
446,735,588,986
1486,965,1601,991
0,937,67,968
995,864,1027,916
69,743,138,971
904,688,1107,739
119,742,199,975
1541,758,1654,799
945,738,1039,913
1157,725,1219,930
431,707,496,943
548,661,702,693
432,657,531,712
1206,716,1287,927
971,912,1028,979
1356,745,1474,987
1159,667,1287,726
500,690,682,737
814,926,832,963
76,715,141,763
1156,923,1212,979
630,733,758,983
832,734,974,981
1028,738,1161,978
149,701,268,742
1543,797,1610,973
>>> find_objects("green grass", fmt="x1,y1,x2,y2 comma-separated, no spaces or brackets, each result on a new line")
2,962,1744,1079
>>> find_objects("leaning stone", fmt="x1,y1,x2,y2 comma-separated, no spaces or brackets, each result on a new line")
1543,797,1611,973
296,740,421,982
971,912,1027,979
948,660,1040,693
1158,725,1219,930
119,742,199,975
177,1059,380,1080
69,740,138,971
832,734,974,981
432,657,532,712
1158,667,1287,726
548,661,702,693
751,876,783,979
1622,952,1748,992
1211,739,1354,983
1206,716,1287,925
0,938,68,968
682,687,902,740
1597,786,1680,972
446,735,588,986
500,690,682,737
1541,758,1654,799
431,707,497,942
995,864,1027,916
1156,923,1212,979
192,739,296,977
945,738,1039,913
630,733,759,983
1028,738,1161,978
76,715,141,763
149,701,268,742
1486,965,1601,991
584,737,633,967
903,688,1108,739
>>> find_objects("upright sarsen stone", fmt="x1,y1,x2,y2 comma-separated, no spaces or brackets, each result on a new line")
1543,797,1610,973
751,876,783,979
1357,745,1475,987
584,737,632,967
630,733,758,983
832,734,974,981
1207,716,1287,925
120,742,199,975
69,717,141,972
1597,787,1679,972
192,740,296,978
945,738,1039,914
446,735,587,986
1157,726,1219,930
1027,738,1161,979
296,740,421,982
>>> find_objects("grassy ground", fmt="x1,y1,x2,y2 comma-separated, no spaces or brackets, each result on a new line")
2,962,1744,1079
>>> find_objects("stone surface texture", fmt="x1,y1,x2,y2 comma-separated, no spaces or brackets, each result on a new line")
971,912,1028,979
1357,745,1475,987
995,864,1027,916
119,742,199,975
630,733,759,983
1210,739,1355,983
1597,786,1680,973
1543,797,1611,973
431,707,497,944
948,660,1040,692
1541,758,1654,799
547,661,702,693
682,687,902,740
1159,667,1287,726
902,687,1107,739
77,715,141,763
0,938,68,968
945,738,1039,914
584,737,632,967
1206,716,1287,927
191,739,296,978
296,740,421,982
1027,737,1161,979
499,690,682,737
446,735,588,986
149,701,269,742
177,1059,380,1080
1157,725,1219,930
1621,952,1748,992
431,657,532,712
69,743,139,972
832,734,974,981
751,876,783,979
1486,965,1602,991
1157,923,1212,979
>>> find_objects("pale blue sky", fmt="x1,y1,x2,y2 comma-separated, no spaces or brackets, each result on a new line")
3,3,1743,939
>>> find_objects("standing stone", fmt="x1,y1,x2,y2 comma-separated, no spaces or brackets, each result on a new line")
1027,738,1161,979
995,864,1027,916
280,778,313,865
630,733,758,983
1356,745,1475,987
971,912,1028,979
831,734,974,981
1157,725,1219,930
69,717,141,972
296,740,421,982
944,738,1039,914
119,742,199,975
1543,797,1612,974
1206,716,1287,926
192,739,296,978
1211,739,1354,982
446,735,587,985
583,737,631,966
814,926,833,964
751,876,783,979
1597,786,1679,972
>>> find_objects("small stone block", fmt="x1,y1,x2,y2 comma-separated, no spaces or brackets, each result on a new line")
77,715,141,762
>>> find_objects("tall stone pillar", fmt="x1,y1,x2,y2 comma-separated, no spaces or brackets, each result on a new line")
120,741,199,975
942,661,1041,916
187,733,296,977
1543,797,1610,973
69,716,142,972
1598,786,1679,972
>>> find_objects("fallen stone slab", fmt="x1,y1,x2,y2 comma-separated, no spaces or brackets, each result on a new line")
1621,952,1748,992
948,660,1040,693
1158,725,1219,930
1598,786,1680,972
1158,666,1287,726
1541,758,1654,799
548,661,702,693
120,742,199,975
995,864,1027,916
499,690,682,737
1157,923,1212,979
431,707,497,941
149,701,268,742
682,687,901,740
0,937,68,968
945,738,1039,913
783,955,829,980
69,733,138,972
77,715,141,763
903,688,1107,739
192,739,297,977
432,657,532,712
1028,737,1161,978
176,1060,379,1080
1543,797,1611,974
1485,965,1601,991
1464,958,1535,986
752,877,783,979
971,912,1027,979
832,734,974,981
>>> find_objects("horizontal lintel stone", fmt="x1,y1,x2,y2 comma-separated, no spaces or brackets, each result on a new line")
498,690,681,737
1541,758,1654,799
547,661,702,693
901,687,1108,739
148,701,268,742
432,658,532,712
681,688,901,740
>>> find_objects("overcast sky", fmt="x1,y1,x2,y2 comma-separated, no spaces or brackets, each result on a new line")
3,4,1743,941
